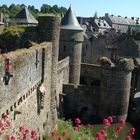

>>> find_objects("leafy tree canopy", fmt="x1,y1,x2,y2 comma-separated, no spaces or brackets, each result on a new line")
0,3,67,18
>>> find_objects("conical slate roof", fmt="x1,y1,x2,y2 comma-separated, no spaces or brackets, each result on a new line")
61,6,83,31
10,7,38,24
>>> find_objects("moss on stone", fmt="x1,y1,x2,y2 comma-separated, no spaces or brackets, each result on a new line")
99,57,111,68
116,58,134,71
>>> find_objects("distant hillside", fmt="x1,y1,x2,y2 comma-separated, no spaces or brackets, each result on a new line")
0,4,67,18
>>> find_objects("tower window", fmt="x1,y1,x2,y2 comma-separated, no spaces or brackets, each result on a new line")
63,46,66,52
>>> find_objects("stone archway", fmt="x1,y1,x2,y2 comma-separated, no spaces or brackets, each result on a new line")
79,106,93,124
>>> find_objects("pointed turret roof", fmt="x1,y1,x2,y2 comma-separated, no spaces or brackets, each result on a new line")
10,7,38,24
61,6,83,31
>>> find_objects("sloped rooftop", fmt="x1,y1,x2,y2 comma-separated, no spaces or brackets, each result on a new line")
94,19,111,29
10,7,38,24
61,6,83,30
107,15,136,25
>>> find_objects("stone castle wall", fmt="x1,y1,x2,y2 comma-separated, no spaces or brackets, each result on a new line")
0,41,70,138
82,36,111,65
62,84,100,120
57,57,69,115
99,58,134,121
81,63,101,85
0,42,53,138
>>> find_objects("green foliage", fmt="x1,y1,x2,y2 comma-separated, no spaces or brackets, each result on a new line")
40,4,67,15
43,119,93,140
0,3,67,19
37,13,61,17
2,24,27,36
43,119,133,140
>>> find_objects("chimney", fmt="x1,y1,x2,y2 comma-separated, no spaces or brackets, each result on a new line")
131,17,134,20
105,13,109,17
125,16,127,19
77,17,83,25
136,17,139,24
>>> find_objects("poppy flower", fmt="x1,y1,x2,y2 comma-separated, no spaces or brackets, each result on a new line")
107,116,113,123
119,118,125,126
103,119,110,126
129,128,135,135
75,118,81,125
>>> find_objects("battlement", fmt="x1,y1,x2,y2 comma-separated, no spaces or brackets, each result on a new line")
99,57,134,72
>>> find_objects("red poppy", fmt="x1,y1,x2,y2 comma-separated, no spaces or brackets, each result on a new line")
51,130,56,137
86,123,91,128
96,132,104,140
11,135,15,140
58,136,63,140
25,128,30,135
125,135,132,140
119,118,125,126
100,129,106,137
73,126,78,131
129,128,135,135
107,116,113,123
115,126,122,133
62,131,66,137
31,130,37,138
2,114,9,120
0,121,3,128
75,118,81,125
5,121,11,127
103,119,110,126
19,126,24,133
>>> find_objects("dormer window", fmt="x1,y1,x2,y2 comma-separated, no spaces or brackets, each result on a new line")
98,22,101,26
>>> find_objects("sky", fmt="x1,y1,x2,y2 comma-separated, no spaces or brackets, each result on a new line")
1,0,140,18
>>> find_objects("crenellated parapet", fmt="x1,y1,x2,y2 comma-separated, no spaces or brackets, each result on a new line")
99,57,134,72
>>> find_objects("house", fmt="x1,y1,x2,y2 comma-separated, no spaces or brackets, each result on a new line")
104,13,140,33
77,17,110,34
9,7,38,25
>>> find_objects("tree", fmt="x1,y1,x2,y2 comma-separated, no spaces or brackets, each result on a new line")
40,4,51,13
59,7,67,15
52,5,59,13
9,4,22,18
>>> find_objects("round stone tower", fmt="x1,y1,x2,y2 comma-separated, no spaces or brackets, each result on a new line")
38,16,61,129
59,6,84,85
99,57,134,121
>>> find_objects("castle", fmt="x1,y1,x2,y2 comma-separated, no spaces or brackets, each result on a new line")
0,6,139,139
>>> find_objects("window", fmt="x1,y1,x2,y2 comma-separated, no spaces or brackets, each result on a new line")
63,45,66,52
